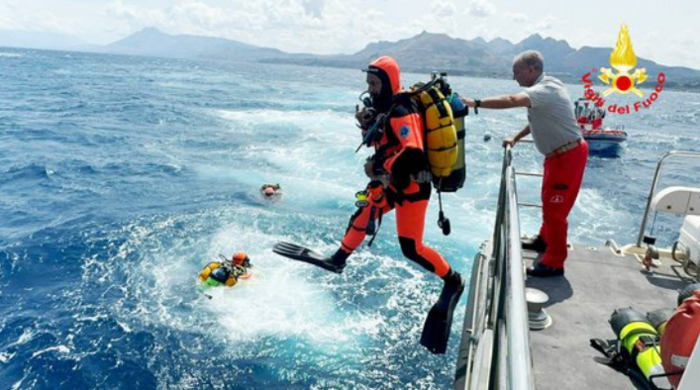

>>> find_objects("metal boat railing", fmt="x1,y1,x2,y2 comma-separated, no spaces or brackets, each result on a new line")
457,144,535,390
636,151,700,247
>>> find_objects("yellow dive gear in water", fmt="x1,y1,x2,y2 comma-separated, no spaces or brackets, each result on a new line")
199,262,238,287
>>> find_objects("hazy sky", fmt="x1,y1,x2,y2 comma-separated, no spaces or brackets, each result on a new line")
1,0,699,69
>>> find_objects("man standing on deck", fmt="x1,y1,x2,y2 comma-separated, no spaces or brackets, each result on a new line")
461,50,588,277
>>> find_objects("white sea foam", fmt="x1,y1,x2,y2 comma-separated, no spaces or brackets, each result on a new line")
198,223,365,346
107,203,453,359
0,351,15,363
572,187,636,245
198,107,369,210
17,328,33,345
31,345,70,358
11,378,25,390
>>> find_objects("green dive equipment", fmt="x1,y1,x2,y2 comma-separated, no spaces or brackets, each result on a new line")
609,308,671,389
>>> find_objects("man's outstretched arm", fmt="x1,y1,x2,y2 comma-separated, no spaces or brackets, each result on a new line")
461,93,531,109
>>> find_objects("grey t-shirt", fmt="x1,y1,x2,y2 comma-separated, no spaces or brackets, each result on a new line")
522,73,582,155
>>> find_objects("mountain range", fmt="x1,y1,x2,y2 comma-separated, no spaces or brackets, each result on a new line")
3,28,700,90
0,30,97,52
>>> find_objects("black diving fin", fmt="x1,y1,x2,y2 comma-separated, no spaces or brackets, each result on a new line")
272,242,344,274
420,271,465,354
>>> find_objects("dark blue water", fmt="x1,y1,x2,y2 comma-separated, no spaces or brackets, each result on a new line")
1,47,699,390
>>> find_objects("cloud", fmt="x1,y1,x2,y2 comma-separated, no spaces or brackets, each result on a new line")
0,2,23,30
101,0,396,54
401,0,461,35
104,0,291,42
105,0,250,33
302,0,325,19
506,12,528,23
434,0,457,18
534,14,559,31
635,28,700,69
467,0,496,18
0,1,81,34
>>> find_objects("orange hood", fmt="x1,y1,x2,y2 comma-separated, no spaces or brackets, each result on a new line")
368,56,401,96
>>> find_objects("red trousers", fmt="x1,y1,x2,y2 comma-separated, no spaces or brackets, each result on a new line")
539,141,588,268
339,181,451,278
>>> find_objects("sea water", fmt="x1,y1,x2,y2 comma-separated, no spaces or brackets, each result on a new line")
1,47,699,389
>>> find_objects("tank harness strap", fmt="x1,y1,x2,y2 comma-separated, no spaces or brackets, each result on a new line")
452,106,469,118
427,88,449,119
628,370,658,390
397,182,432,204
365,181,387,247
373,124,400,167
590,338,629,373
590,338,616,358
367,208,383,247
344,207,366,235
648,372,685,390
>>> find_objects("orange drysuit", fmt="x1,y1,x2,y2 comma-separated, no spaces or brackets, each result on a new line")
336,56,452,278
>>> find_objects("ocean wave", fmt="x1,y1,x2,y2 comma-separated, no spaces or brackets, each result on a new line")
0,52,24,58
0,163,55,182
215,108,350,134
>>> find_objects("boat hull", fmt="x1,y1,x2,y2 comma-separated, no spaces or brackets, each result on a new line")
583,129,627,157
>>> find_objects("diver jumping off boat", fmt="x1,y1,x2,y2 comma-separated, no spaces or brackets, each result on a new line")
274,56,464,354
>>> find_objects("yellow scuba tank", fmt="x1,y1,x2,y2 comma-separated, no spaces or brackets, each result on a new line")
610,308,671,389
199,262,237,287
646,308,675,335
441,91,467,192
199,262,219,282
411,78,458,181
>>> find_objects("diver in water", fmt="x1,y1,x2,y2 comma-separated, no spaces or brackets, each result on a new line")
260,183,282,199
198,252,252,289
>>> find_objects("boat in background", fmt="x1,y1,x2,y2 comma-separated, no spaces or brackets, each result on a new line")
575,98,628,157
581,127,628,156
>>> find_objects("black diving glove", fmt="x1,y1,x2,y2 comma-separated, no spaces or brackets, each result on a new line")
390,149,426,190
